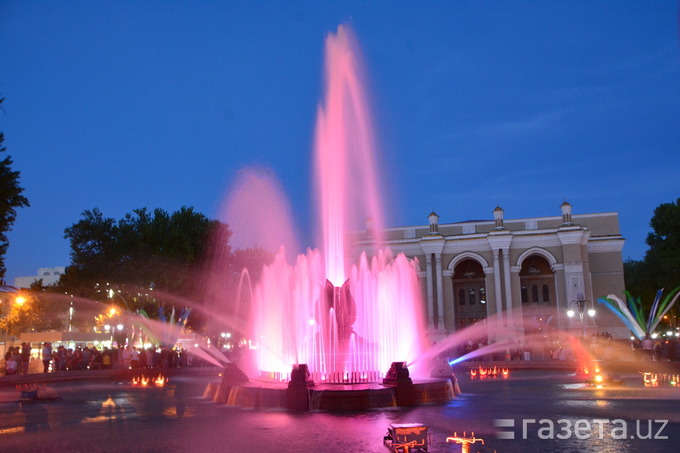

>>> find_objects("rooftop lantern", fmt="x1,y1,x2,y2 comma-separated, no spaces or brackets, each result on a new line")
428,211,439,234
493,205,504,229
561,200,573,225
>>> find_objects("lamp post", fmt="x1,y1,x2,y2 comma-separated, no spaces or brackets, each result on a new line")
567,293,596,338
104,324,113,347
7,295,26,344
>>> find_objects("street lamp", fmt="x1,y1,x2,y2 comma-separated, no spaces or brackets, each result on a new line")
567,293,596,337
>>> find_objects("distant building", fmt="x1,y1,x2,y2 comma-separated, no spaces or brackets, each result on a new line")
352,202,627,340
14,267,66,288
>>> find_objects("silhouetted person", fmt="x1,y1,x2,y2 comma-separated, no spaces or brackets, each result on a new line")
41,342,52,373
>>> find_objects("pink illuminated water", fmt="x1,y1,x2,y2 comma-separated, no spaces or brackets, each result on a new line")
314,26,385,286
241,25,427,381
222,168,299,261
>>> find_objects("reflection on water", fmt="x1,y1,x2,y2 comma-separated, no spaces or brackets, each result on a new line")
0,372,677,452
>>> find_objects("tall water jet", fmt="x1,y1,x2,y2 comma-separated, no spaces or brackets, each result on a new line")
241,25,426,382
314,26,386,286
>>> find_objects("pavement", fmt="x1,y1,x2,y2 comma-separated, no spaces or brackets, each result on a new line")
0,366,222,388
453,359,680,374
2,359,679,388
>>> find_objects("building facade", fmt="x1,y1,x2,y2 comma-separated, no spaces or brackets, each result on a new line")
353,202,627,340
14,267,65,289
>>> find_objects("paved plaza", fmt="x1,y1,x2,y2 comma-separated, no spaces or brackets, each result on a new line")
0,366,678,452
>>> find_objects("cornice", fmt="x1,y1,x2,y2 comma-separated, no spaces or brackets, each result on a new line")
587,237,625,253
420,235,445,255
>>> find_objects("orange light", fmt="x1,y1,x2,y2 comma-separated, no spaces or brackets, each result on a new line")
14,296,26,306
446,431,485,453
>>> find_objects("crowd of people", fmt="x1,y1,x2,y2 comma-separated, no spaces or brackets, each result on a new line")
633,334,680,361
450,331,680,363
3,343,205,375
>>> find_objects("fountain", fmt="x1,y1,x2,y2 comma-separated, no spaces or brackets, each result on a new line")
206,25,455,410
240,25,428,382
247,25,428,384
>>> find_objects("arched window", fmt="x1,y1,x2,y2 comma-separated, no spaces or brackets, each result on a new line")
531,285,539,302
542,285,550,302
521,285,528,303
458,288,465,305
469,288,476,305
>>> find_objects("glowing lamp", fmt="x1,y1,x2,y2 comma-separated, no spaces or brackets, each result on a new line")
567,310,575,318
446,432,485,453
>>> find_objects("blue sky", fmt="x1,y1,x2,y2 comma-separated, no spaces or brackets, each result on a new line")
1,1,678,283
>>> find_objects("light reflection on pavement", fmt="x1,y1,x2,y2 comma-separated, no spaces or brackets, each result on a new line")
0,371,677,452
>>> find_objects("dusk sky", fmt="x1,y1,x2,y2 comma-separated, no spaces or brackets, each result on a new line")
1,1,678,284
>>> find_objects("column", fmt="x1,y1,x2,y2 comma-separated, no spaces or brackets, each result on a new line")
503,249,513,327
425,254,434,329
435,254,444,330
443,270,454,331
492,249,503,325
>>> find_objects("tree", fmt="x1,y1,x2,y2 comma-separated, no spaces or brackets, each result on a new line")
0,98,30,280
623,259,656,306
61,208,118,292
197,242,274,343
59,205,274,338
625,198,680,309
60,207,233,331
645,198,680,291
0,292,44,336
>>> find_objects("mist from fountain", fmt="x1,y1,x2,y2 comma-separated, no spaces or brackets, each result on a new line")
222,25,427,382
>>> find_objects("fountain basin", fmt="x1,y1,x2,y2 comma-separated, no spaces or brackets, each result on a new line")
203,378,456,411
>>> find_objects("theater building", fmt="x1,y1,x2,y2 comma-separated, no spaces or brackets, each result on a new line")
352,202,627,340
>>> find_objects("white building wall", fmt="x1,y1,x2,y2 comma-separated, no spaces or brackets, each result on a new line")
14,267,65,288
353,205,626,339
